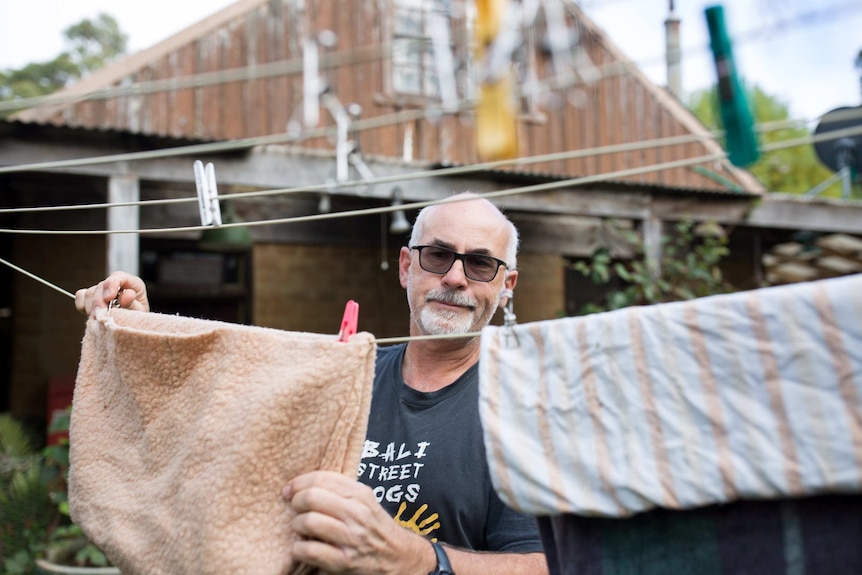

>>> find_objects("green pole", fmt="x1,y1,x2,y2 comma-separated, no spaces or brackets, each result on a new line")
705,5,760,167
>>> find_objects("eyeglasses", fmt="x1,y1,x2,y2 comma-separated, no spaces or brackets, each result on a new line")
410,245,508,282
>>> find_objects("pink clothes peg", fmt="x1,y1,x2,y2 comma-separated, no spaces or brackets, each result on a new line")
338,300,359,342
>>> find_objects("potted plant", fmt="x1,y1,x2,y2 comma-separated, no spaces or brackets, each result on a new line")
0,412,118,574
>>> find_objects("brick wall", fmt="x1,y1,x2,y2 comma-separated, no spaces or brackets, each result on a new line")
253,244,411,338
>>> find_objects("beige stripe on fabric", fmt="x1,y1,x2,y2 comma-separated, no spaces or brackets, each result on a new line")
813,283,862,476
483,333,518,509
531,325,570,511
684,302,738,500
745,292,804,496
628,309,680,508
576,320,627,516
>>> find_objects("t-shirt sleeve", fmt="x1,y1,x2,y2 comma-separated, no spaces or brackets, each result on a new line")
485,488,544,553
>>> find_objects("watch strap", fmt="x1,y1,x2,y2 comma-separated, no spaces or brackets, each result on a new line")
429,541,455,575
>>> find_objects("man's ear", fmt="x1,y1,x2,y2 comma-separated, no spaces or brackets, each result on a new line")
398,246,412,288
504,269,518,293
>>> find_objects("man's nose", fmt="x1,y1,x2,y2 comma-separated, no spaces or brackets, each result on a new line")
442,257,469,286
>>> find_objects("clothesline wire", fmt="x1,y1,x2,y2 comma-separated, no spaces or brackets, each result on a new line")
2,120,860,232
3,77,858,178
0,136,854,339
2,0,857,122
1,3,856,344
0,131,720,214
0,44,388,114
0,258,480,345
3,111,861,217
0,151,722,235
0,256,75,299
4,37,860,178
0,106,440,175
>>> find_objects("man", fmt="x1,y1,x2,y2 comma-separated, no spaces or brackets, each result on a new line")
76,193,548,575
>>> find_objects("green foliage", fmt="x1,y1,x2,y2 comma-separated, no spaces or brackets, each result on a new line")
0,411,111,573
688,84,860,198
0,414,58,574
573,220,733,314
0,13,127,114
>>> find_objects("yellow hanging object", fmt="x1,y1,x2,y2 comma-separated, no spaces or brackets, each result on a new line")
475,0,505,44
475,0,518,161
477,76,519,160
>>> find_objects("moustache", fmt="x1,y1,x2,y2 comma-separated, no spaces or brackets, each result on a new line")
425,289,477,308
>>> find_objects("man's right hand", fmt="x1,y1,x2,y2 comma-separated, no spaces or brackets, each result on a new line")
75,271,150,318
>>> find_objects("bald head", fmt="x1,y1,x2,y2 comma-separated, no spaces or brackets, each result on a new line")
409,192,519,269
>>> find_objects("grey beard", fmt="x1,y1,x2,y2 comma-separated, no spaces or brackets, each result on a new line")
417,288,478,335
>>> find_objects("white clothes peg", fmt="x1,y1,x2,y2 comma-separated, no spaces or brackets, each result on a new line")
194,160,222,227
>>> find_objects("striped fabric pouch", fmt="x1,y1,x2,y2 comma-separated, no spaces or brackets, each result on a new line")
479,273,862,518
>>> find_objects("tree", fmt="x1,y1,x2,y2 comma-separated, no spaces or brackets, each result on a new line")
0,13,127,114
688,84,856,198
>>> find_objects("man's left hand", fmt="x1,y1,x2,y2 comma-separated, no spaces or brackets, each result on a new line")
283,470,434,575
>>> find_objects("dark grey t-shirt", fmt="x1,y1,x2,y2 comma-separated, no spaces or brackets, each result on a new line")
357,344,542,552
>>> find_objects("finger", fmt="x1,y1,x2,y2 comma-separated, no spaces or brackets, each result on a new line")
287,471,365,499
111,272,149,311
74,288,88,315
291,509,353,544
291,537,352,572
290,485,368,523
100,272,149,312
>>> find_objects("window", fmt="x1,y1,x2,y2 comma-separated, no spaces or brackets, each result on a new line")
391,0,456,98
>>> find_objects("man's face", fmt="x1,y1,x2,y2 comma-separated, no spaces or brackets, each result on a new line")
399,200,518,336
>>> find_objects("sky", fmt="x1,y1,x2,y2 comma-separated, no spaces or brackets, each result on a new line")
0,0,860,122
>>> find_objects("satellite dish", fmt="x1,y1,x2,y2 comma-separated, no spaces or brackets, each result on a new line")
813,105,862,179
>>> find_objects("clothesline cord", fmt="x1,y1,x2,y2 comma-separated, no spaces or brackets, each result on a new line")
0,151,726,235
3,0,857,121
2,120,860,221
0,254,482,345
2,120,860,235
0,131,719,214
0,256,75,299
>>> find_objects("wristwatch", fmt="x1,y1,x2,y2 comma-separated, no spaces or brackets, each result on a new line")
428,542,455,575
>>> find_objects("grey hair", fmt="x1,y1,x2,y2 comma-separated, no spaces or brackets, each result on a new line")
408,192,520,269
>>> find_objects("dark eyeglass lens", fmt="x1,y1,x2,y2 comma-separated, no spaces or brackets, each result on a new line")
421,247,455,272
417,246,501,281
464,255,496,279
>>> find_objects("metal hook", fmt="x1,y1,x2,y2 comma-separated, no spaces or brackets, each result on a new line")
108,288,122,313
500,288,519,348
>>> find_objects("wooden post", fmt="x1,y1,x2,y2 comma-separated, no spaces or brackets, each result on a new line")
107,173,140,275
644,214,663,279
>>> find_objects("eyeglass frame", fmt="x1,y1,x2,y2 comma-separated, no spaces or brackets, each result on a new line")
409,244,509,282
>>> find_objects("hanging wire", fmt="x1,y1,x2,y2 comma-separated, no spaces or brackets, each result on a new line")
0,107,437,175
0,250,483,344
0,151,721,236
1,115,860,225
0,131,721,215
2,1,858,119
0,2,858,343
0,45,388,114
0,256,74,299
2,104,859,218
